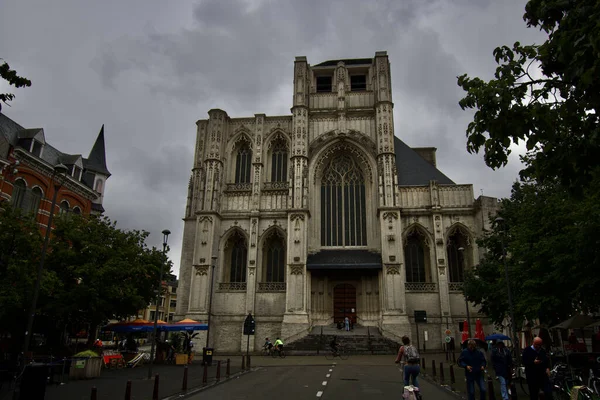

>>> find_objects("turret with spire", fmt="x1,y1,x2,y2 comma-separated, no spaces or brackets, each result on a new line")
83,125,110,213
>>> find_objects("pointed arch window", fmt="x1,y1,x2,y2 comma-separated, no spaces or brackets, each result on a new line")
226,231,247,283
447,228,470,282
11,179,27,210
235,143,252,184
404,230,430,282
262,231,286,283
320,154,367,246
270,139,287,182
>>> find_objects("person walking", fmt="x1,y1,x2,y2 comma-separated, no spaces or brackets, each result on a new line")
522,337,552,400
395,336,421,390
458,339,487,400
491,341,513,400
344,316,350,331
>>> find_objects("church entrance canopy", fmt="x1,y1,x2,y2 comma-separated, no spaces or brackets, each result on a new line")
306,250,382,270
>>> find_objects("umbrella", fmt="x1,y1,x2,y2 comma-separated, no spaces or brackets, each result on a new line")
550,314,596,330
485,334,511,341
475,319,486,341
585,321,600,329
462,320,469,342
160,322,208,332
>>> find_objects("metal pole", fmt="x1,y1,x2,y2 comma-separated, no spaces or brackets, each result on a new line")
148,230,170,379
465,297,473,338
22,173,63,362
205,257,216,349
501,231,520,363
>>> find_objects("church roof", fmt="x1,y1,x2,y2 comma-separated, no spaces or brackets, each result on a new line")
394,136,455,185
306,250,382,270
84,125,110,177
313,58,373,67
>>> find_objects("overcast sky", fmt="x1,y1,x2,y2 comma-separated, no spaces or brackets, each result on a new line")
0,0,545,277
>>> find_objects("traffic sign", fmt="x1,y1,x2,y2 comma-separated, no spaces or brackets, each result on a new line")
445,336,452,343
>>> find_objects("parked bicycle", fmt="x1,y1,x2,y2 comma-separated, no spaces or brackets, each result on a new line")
588,367,600,396
550,362,597,400
325,345,349,360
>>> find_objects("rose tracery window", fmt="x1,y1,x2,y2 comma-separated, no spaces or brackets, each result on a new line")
320,154,367,247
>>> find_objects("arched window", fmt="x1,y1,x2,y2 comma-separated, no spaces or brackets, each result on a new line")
447,228,471,282
270,138,287,182
11,179,27,209
234,143,252,184
225,231,247,283
404,230,430,282
72,206,82,215
29,187,43,215
262,230,286,283
320,154,367,246
59,200,70,216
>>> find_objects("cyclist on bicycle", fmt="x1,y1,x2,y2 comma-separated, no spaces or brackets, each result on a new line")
330,336,339,355
263,337,273,353
274,337,284,352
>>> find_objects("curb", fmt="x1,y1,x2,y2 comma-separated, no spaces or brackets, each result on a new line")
420,372,466,400
161,368,253,400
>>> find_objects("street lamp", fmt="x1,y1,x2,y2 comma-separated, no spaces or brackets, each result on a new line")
148,229,171,379
495,217,519,362
458,246,473,338
204,256,217,360
22,163,68,362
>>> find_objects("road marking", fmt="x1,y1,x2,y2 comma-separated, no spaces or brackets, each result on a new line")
322,381,328,386
316,391,323,397
326,374,330,377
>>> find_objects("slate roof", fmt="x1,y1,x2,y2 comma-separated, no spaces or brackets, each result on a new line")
17,128,44,140
394,136,454,185
85,125,110,177
306,250,382,270
313,58,373,67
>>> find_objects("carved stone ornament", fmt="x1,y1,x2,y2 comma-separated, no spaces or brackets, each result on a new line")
199,258,206,263
438,266,446,275
290,265,304,275
290,213,305,221
389,255,396,262
249,260,255,265
194,265,209,276
248,267,255,276
382,211,399,222
386,265,400,275
438,258,445,265
436,238,444,245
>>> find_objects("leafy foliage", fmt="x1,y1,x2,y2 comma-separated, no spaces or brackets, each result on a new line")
457,0,600,191
0,60,32,109
464,176,600,326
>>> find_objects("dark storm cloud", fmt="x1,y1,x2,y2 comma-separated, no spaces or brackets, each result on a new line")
1,0,546,275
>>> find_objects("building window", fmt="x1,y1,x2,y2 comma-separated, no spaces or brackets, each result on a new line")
150,311,156,321
270,138,288,182
169,300,176,308
29,187,43,216
404,230,430,282
225,230,247,283
234,143,252,184
447,228,471,283
316,76,332,92
72,206,81,215
95,179,103,194
168,313,174,322
171,287,177,294
59,201,70,216
11,179,27,210
320,154,367,246
262,230,285,283
72,166,82,180
350,75,367,91
31,140,43,157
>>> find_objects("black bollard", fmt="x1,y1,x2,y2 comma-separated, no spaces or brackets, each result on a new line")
182,366,188,391
124,380,132,400
226,358,231,378
241,355,245,370
216,360,221,382
452,351,456,364
439,362,445,383
202,363,208,386
432,360,437,377
450,364,456,385
422,358,426,372
91,386,97,400
487,376,497,400
152,374,159,400
510,381,518,399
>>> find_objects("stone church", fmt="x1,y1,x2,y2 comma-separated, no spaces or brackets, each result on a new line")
176,51,499,352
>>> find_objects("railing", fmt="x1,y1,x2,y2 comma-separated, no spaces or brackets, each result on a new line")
257,282,286,292
225,183,252,192
263,181,289,191
218,282,247,291
405,282,437,292
448,282,464,292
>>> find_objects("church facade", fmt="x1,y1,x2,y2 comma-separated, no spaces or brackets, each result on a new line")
176,51,499,351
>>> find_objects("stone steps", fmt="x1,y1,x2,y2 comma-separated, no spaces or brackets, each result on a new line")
286,327,400,355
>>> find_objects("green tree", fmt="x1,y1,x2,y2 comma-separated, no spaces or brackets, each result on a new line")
40,214,171,346
0,59,32,109
464,176,600,327
457,0,600,191
0,203,42,344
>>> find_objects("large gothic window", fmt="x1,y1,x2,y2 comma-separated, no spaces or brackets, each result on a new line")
320,154,367,246
262,230,285,282
270,139,288,182
225,231,247,283
447,228,470,282
235,143,252,184
404,230,430,282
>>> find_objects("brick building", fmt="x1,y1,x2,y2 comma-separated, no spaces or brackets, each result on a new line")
0,113,109,221
176,52,500,351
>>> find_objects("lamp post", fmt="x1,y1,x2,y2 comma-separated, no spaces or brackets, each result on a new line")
205,256,217,352
458,246,473,338
495,217,519,362
22,163,68,362
148,229,171,379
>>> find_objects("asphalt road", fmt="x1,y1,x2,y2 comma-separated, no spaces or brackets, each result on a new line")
189,363,458,399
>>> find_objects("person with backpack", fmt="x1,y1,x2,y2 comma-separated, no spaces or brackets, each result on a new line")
395,336,421,389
